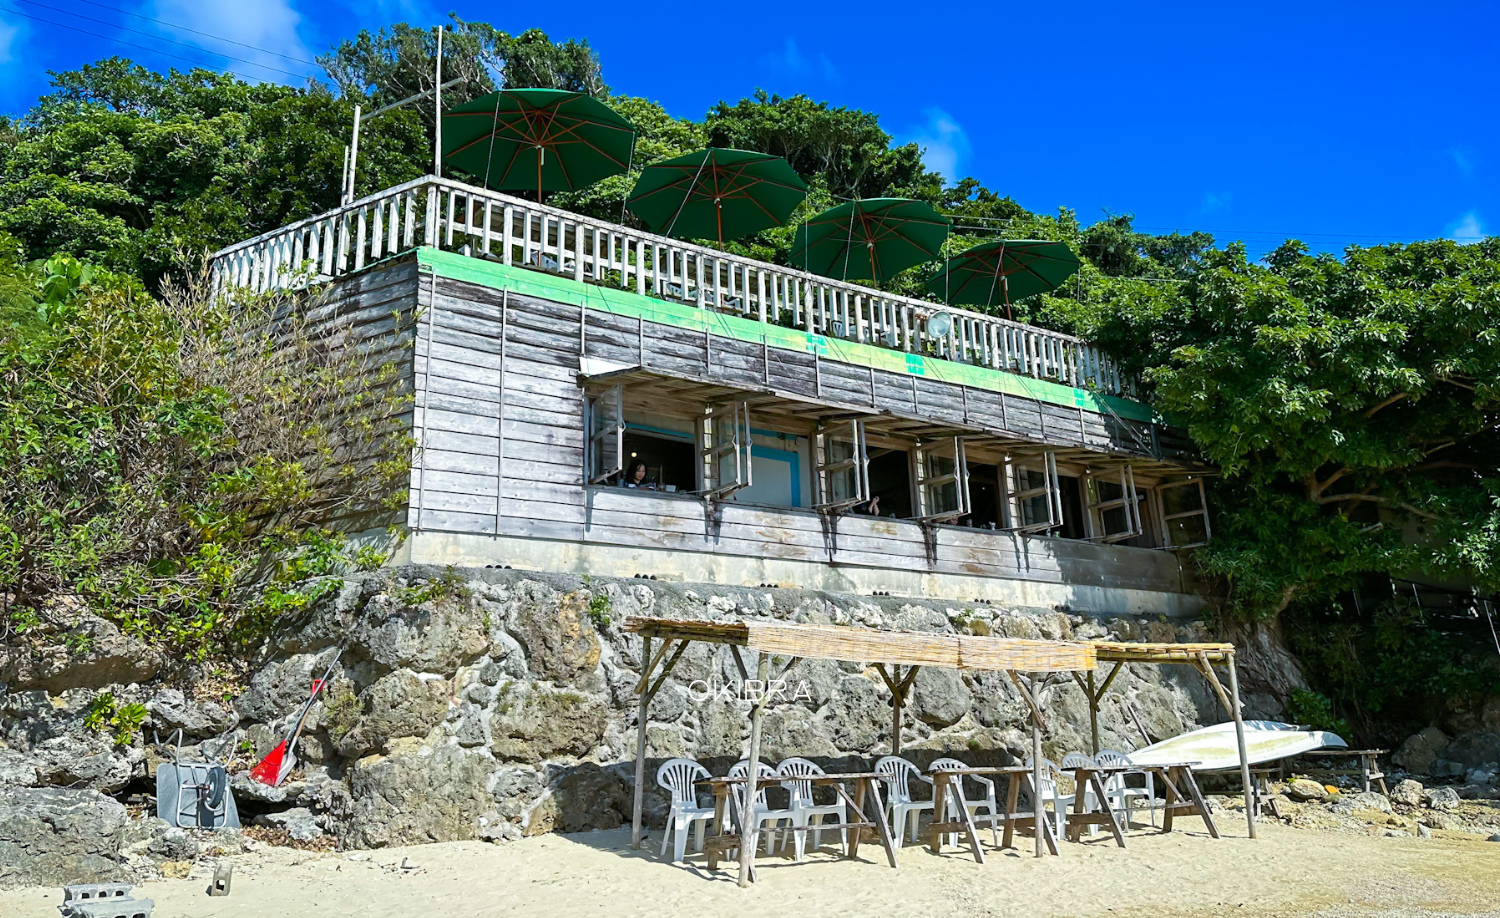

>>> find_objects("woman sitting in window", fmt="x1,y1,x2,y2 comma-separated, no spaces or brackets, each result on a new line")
620,460,658,490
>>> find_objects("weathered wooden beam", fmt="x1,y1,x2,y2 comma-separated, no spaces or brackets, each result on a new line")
1226,654,1257,840
630,634,653,849
1196,651,1235,718
645,640,690,703
738,651,772,887
1006,669,1049,733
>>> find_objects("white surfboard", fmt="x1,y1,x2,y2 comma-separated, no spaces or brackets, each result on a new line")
1125,720,1347,771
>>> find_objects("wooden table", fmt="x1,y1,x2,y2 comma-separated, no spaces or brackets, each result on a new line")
1291,749,1389,794
925,766,1061,863
1137,761,1219,838
699,772,899,878
1060,763,1130,846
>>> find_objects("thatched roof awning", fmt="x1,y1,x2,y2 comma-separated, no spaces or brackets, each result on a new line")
1089,641,1235,664
624,618,1096,672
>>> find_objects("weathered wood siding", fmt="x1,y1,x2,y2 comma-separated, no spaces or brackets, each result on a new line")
387,260,1196,595
287,257,419,532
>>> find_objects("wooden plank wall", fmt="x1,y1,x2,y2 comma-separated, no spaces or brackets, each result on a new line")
397,264,1195,595
288,257,419,533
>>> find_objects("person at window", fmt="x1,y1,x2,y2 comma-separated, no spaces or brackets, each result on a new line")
621,460,657,490
853,495,881,516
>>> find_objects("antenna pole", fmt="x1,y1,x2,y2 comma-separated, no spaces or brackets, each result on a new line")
433,26,444,177
346,105,362,205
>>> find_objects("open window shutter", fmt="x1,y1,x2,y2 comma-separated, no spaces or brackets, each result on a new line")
1086,465,1144,543
1003,451,1061,532
909,437,970,522
1156,477,1211,549
585,384,624,484
701,400,752,499
813,420,868,512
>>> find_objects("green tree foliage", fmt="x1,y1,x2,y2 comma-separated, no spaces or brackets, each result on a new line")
0,59,428,285
319,19,607,114
0,238,412,657
1067,239,1500,619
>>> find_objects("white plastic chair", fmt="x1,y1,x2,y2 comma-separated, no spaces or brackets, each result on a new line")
1060,752,1103,808
1097,749,1157,827
1024,756,1073,838
931,757,1000,847
777,758,847,861
874,756,934,844
728,760,795,856
655,758,714,863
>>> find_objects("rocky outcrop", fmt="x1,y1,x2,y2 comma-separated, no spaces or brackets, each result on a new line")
0,788,129,889
0,618,163,694
1394,726,1450,774
334,670,450,758
343,743,494,848
0,566,1233,875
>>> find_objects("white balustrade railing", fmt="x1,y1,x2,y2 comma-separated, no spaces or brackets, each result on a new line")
210,175,1136,397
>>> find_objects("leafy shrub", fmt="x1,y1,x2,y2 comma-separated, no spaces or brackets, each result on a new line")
83,692,149,747
0,243,413,659
586,593,611,629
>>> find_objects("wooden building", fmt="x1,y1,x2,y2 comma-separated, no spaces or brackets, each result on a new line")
212,176,1214,614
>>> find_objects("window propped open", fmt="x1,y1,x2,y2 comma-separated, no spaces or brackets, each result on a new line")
1086,465,1143,543
1003,451,1063,532
1156,476,1211,549
909,437,970,523
813,420,868,512
700,400,752,499
584,384,624,484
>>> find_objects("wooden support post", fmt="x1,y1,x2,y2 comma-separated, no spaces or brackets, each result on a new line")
1196,651,1235,718
892,667,904,755
1087,670,1100,755
1226,654,1256,839
630,635,653,849
1030,683,1045,859
738,651,772,887
874,663,918,755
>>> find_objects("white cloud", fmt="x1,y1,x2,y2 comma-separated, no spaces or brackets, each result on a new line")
0,11,23,67
1201,190,1233,213
1447,212,1485,243
903,108,970,184
150,0,313,82
761,38,840,86
1449,145,1477,178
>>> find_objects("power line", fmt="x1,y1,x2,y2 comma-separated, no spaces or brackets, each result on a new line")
67,0,320,66
0,5,299,85
13,0,314,80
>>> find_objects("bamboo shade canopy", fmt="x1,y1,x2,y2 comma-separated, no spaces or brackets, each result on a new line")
1090,641,1235,664
625,618,1096,672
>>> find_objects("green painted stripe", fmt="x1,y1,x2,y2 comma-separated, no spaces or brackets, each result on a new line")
417,247,1162,424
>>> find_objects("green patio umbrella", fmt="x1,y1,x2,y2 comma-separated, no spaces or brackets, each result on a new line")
626,148,808,246
925,240,1081,319
442,88,637,200
792,198,952,284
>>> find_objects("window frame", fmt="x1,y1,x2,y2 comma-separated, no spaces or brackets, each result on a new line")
1002,450,1063,533
583,383,625,484
1154,476,1212,550
1084,464,1144,543
908,436,971,523
812,419,869,513
699,400,753,500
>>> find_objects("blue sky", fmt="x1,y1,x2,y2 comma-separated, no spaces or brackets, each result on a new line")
2,0,1495,255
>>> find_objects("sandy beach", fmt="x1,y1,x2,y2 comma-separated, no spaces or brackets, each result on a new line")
6,819,1500,918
